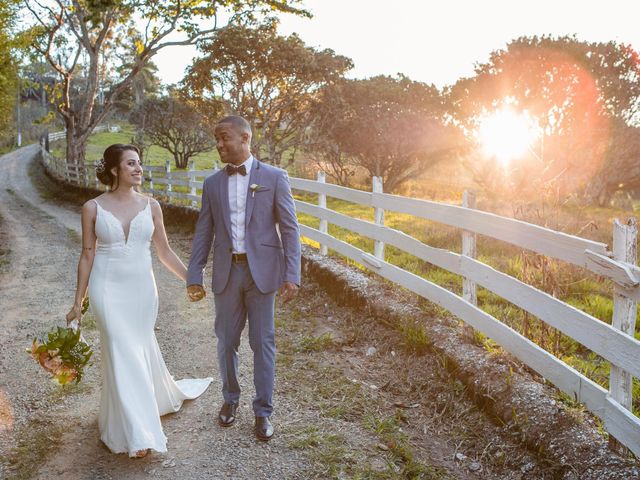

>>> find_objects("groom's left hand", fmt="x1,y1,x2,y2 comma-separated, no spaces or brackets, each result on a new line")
279,282,299,304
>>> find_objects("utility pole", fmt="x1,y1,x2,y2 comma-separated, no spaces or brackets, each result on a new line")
16,76,21,147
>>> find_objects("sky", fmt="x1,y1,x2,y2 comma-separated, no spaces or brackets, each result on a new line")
153,0,640,89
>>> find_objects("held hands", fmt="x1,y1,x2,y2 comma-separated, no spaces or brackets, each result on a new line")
187,284,207,302
279,282,299,304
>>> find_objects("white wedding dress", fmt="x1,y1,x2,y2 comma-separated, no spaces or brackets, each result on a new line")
88,197,212,457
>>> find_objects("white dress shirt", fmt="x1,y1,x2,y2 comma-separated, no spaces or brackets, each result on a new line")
228,156,253,254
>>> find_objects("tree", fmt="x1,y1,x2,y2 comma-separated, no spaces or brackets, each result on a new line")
0,0,20,138
130,95,221,169
21,0,309,166
310,76,454,193
447,36,640,200
183,22,352,166
114,59,161,114
583,119,640,205
304,82,355,186
114,57,162,156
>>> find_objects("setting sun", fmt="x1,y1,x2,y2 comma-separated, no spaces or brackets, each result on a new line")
477,109,539,166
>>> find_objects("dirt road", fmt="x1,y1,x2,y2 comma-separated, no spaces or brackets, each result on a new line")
2,145,616,480
0,146,313,479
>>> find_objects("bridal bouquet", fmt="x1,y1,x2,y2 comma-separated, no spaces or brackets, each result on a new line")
28,303,93,385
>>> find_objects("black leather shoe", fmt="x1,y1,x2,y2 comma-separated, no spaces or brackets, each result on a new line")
255,416,274,441
218,402,238,427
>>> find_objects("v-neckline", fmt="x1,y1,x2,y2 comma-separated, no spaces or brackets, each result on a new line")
96,200,149,245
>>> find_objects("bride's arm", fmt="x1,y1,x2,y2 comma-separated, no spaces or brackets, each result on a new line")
150,200,188,282
67,201,97,323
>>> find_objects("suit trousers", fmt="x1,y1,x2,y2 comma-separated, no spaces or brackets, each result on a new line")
214,262,276,417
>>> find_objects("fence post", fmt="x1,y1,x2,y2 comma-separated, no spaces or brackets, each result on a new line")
189,160,197,208
165,160,172,201
83,163,89,187
462,190,478,341
148,167,154,194
40,142,47,167
94,159,100,189
372,176,385,260
609,217,638,452
318,171,328,255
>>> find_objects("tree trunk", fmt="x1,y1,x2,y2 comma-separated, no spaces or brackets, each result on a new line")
65,122,88,167
384,175,401,194
584,177,613,207
134,81,145,107
175,152,188,169
270,144,280,166
252,134,265,162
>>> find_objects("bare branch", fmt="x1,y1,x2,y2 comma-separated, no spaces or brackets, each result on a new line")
94,11,116,51
145,12,219,57
39,5,68,77
70,0,92,48
61,3,84,44
68,44,82,72
30,0,58,23
143,16,153,45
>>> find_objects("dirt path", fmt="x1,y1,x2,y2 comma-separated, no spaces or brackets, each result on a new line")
0,145,589,479
0,146,313,479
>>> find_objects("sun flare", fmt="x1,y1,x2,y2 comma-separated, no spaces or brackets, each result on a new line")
477,109,539,166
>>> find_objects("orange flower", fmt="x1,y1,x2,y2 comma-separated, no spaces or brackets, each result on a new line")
30,340,41,360
37,351,50,368
53,365,78,385
43,355,63,373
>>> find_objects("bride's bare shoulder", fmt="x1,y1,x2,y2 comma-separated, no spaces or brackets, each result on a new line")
82,195,104,212
79,199,98,220
147,197,162,216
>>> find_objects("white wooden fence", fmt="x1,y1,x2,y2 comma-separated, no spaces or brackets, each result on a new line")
48,131,66,142
40,141,210,209
41,134,640,457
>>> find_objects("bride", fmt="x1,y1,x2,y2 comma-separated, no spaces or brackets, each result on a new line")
66,143,212,458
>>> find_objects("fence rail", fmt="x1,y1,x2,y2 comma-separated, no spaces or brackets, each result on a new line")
40,132,640,457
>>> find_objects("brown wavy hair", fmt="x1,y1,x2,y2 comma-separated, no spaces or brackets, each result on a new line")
96,144,140,189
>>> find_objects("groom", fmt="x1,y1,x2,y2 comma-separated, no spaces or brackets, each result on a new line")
186,115,301,441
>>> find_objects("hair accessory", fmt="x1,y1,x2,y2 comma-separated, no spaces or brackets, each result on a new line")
95,158,105,174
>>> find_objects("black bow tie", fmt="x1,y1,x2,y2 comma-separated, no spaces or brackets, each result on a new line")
226,164,247,176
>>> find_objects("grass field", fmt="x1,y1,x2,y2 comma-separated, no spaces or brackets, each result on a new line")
50,123,221,171
58,124,640,415
293,190,640,416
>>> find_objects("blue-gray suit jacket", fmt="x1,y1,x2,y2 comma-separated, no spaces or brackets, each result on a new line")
187,158,301,295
